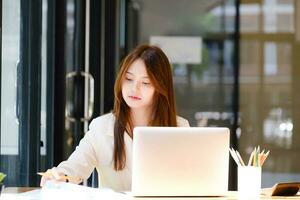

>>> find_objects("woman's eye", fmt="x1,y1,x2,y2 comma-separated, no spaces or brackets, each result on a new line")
125,77,133,81
142,82,150,85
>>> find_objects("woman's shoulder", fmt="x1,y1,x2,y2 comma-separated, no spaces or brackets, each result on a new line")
88,112,115,136
89,112,115,126
176,116,190,127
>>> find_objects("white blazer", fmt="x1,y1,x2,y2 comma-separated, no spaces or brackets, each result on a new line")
57,112,189,191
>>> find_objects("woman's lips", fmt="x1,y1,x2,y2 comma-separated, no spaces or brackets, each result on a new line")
129,95,141,100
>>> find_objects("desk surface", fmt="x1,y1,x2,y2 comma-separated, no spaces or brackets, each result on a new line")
2,187,300,199
2,187,37,193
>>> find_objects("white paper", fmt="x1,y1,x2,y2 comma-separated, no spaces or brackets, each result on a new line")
16,181,130,200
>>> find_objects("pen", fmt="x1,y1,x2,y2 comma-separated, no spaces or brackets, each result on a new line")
37,172,82,183
248,151,254,166
253,147,257,167
229,148,241,166
230,146,270,167
255,148,259,167
260,150,270,166
235,150,245,166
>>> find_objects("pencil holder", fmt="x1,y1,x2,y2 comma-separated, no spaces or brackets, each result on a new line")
238,166,261,200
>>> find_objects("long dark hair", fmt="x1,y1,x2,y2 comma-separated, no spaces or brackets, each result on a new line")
112,44,177,170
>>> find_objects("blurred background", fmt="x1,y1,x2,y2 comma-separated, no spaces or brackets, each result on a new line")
1,0,300,189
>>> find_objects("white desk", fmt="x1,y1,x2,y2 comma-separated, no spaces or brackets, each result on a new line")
2,187,300,200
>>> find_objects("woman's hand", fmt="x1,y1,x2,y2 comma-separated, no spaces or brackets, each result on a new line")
40,167,65,187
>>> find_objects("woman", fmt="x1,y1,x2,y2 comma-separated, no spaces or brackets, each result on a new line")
40,44,189,191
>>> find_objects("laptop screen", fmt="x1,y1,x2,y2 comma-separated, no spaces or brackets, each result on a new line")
132,127,230,197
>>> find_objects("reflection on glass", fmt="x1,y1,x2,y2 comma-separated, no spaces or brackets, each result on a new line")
1,0,20,155
240,4,261,33
264,42,277,76
195,111,235,127
240,0,299,188
240,40,260,79
263,108,293,149
263,0,294,33
40,0,48,157
239,0,294,33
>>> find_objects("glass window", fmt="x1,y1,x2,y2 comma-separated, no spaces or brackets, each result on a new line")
126,0,237,128
0,0,21,186
1,0,20,156
40,0,48,168
1,0,46,186
239,0,299,187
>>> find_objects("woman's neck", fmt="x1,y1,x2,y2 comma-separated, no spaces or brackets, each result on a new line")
129,107,153,132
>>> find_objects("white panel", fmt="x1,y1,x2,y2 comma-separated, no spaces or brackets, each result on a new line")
150,36,202,64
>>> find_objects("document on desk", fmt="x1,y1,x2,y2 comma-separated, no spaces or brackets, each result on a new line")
16,181,130,200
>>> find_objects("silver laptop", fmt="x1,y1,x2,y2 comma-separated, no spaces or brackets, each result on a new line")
131,127,230,197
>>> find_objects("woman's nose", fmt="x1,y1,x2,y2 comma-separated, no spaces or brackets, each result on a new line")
132,81,141,92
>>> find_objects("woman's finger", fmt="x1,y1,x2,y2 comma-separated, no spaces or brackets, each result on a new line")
50,167,61,180
40,175,50,187
40,167,65,187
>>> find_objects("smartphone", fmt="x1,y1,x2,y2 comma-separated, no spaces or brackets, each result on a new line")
270,182,300,196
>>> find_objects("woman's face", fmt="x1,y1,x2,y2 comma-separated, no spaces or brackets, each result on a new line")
122,59,155,110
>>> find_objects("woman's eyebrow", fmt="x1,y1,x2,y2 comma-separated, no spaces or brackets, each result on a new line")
126,71,149,79
126,71,134,76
